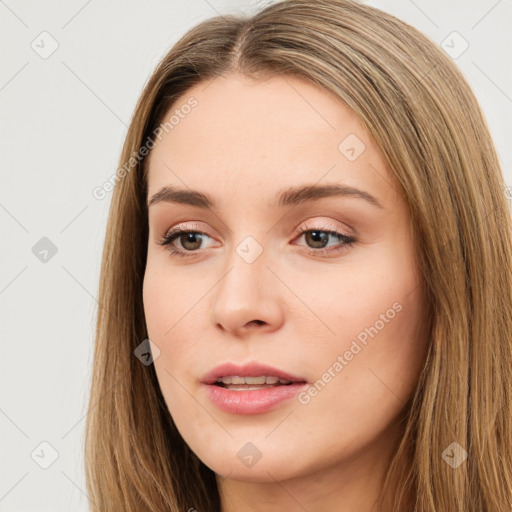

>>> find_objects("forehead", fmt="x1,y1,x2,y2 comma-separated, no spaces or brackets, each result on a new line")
146,73,395,205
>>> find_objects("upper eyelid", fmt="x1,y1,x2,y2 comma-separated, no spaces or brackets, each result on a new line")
164,221,211,236
164,217,351,236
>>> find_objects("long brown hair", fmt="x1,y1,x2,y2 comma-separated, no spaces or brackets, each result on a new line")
85,1,512,510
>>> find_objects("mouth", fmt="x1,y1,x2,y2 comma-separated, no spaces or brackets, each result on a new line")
201,362,308,414
201,361,307,386
213,375,299,391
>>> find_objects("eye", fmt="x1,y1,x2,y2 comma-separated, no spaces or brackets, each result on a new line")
157,221,357,259
292,222,356,257
158,224,216,258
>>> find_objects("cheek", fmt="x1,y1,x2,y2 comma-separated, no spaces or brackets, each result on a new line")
142,257,196,338
299,297,427,461
143,267,201,424
292,239,427,398
142,262,207,388
142,263,186,374
143,277,185,371
285,267,427,465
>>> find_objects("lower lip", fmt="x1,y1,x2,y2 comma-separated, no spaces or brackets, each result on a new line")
204,383,308,415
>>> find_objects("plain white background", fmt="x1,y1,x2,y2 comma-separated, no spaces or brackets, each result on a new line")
1,1,511,510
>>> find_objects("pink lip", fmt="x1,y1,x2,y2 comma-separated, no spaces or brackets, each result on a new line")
201,362,307,385
201,362,308,415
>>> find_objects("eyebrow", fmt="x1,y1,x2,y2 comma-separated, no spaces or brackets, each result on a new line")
147,183,384,210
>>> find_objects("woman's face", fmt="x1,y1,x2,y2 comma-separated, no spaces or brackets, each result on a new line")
143,73,429,485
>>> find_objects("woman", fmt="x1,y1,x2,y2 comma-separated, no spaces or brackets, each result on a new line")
85,1,512,510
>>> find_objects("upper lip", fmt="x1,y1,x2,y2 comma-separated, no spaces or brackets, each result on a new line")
201,362,308,385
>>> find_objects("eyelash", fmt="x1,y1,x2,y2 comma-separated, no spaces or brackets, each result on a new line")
158,222,356,259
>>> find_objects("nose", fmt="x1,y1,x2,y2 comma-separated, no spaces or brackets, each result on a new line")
210,252,285,337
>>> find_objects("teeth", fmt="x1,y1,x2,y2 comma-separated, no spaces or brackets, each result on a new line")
216,375,292,385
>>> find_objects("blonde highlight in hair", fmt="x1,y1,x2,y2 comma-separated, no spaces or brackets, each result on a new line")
85,1,512,510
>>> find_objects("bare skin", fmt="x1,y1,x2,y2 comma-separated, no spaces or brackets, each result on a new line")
143,72,429,511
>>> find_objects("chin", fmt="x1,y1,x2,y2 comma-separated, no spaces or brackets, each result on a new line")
194,442,304,483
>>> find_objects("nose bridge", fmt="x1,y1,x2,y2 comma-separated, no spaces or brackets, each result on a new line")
218,235,268,307
223,211,273,280
210,232,283,333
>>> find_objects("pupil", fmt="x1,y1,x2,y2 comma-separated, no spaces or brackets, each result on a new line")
306,230,328,249
182,233,202,250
